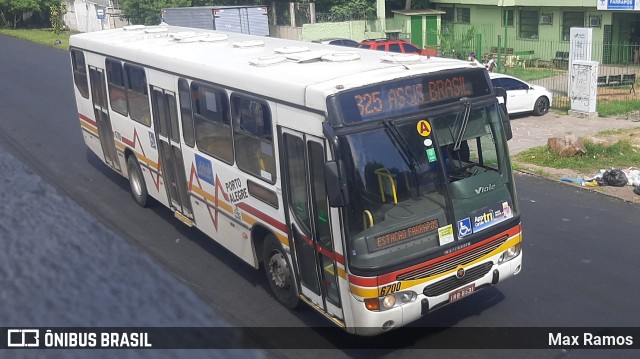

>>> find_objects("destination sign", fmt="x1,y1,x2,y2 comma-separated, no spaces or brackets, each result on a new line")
338,69,491,124
374,219,440,249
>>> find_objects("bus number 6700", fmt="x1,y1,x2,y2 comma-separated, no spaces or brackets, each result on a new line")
379,282,402,296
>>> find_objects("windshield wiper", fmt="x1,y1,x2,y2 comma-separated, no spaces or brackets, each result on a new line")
453,100,471,151
384,121,423,195
384,122,421,170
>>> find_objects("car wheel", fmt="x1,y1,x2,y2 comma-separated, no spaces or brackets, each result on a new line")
533,97,549,116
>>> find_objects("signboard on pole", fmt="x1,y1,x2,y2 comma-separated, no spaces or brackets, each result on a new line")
597,0,640,10
96,6,106,20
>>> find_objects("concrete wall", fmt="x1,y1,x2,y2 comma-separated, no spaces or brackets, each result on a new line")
63,0,129,33
270,25,302,40
300,21,370,42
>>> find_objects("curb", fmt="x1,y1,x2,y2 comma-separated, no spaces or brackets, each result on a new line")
512,161,640,205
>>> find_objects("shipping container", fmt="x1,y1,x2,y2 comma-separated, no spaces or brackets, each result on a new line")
161,6,269,36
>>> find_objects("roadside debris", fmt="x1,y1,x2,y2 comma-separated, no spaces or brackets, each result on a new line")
561,168,640,196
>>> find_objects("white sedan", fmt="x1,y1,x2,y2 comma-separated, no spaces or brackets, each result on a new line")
489,73,553,116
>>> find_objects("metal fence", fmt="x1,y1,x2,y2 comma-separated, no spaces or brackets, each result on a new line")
437,33,640,110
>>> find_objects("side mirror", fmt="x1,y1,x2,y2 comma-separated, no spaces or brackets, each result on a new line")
325,160,349,207
495,87,507,108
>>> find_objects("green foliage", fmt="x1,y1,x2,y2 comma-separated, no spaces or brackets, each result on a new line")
503,68,557,82
436,26,478,60
119,0,190,25
0,28,74,49
597,100,640,117
50,2,66,34
329,0,375,20
513,139,640,174
0,0,58,28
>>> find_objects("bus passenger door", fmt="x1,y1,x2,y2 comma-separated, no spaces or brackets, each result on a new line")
150,87,193,220
281,128,344,320
88,66,120,172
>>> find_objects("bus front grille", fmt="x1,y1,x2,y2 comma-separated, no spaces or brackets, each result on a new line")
397,236,507,281
422,262,493,297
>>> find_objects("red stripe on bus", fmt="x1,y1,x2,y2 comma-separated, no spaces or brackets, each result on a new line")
121,129,138,148
79,113,96,127
236,202,288,234
348,223,521,288
376,223,521,285
348,274,377,287
315,244,345,265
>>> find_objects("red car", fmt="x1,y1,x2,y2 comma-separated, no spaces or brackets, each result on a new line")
358,39,437,56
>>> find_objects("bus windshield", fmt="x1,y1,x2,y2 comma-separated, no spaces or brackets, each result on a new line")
339,102,518,272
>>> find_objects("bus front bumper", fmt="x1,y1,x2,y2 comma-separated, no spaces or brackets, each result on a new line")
349,252,522,336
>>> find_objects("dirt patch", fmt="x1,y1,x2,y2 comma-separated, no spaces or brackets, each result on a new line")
514,127,640,204
582,127,640,149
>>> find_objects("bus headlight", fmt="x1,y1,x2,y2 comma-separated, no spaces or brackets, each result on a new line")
381,295,396,309
364,291,418,311
499,243,521,263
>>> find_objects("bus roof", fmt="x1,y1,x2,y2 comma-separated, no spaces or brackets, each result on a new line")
70,25,479,112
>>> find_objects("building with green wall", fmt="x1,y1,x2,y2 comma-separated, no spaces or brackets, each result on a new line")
428,0,640,64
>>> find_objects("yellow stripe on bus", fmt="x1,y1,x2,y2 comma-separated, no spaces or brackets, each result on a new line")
400,232,522,288
349,284,378,298
80,121,99,137
349,232,522,298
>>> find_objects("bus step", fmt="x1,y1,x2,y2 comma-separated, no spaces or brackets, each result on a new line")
174,211,194,227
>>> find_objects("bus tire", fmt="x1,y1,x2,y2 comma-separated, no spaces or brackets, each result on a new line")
263,234,300,309
127,155,148,207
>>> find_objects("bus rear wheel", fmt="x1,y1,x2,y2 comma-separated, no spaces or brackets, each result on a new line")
127,155,148,207
263,234,299,309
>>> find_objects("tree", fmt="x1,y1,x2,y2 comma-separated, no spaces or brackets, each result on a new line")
50,2,66,34
437,26,479,60
328,0,375,20
118,0,268,25
0,0,58,28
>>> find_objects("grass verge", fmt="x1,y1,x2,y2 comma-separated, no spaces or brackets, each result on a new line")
502,68,557,82
513,138,640,175
0,28,74,50
597,99,640,117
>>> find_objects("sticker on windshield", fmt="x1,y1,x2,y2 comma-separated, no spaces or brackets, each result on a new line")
438,224,454,245
471,201,514,233
457,217,472,238
416,120,432,137
426,148,437,162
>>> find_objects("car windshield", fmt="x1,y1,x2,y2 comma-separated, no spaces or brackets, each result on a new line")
338,102,518,272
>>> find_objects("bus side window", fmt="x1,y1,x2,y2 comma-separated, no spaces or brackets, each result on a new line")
70,50,89,99
191,82,233,163
106,58,128,116
178,78,195,147
231,95,275,183
124,64,151,126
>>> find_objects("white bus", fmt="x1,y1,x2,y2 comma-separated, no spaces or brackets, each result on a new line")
69,25,522,336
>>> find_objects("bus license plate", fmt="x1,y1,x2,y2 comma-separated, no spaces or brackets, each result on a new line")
449,283,475,303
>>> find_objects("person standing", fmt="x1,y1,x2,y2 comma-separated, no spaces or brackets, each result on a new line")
468,52,483,67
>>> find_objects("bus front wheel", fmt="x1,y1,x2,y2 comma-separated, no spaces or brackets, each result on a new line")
263,234,300,309
127,155,148,207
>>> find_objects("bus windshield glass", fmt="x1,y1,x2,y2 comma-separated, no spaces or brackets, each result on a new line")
338,102,518,272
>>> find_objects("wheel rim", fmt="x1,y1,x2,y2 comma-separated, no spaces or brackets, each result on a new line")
268,251,290,289
538,99,548,113
130,166,143,196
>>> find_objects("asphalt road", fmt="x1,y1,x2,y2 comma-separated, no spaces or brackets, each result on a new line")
1,34,640,358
